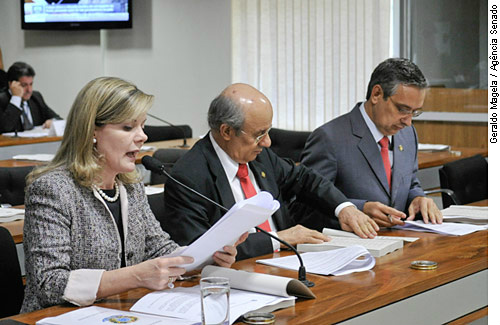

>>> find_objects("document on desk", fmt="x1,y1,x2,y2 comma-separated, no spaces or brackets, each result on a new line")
441,205,488,225
2,126,50,138
166,191,280,271
393,220,487,236
0,207,24,222
418,143,450,151
36,306,194,325
257,245,375,276
12,154,55,162
131,286,295,324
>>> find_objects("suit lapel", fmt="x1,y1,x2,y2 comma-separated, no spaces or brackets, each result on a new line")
351,103,391,197
199,135,236,210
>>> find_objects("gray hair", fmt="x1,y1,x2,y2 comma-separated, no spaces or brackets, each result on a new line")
207,94,245,134
365,58,428,100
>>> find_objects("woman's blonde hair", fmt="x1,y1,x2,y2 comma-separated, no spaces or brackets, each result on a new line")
28,77,154,187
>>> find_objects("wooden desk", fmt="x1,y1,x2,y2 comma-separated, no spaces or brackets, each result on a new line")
5,229,488,325
0,135,62,147
417,146,487,169
0,135,63,161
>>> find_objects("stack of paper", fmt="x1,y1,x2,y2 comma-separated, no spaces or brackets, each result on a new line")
418,143,450,151
12,154,54,162
3,126,49,138
0,207,25,223
441,205,488,225
257,245,375,276
394,220,487,235
297,228,419,257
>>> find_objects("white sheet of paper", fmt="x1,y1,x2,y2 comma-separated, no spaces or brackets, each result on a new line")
0,207,25,222
257,245,375,276
3,126,50,138
12,153,55,161
166,191,280,271
131,286,294,324
36,306,194,325
144,185,164,195
394,220,487,236
417,143,450,151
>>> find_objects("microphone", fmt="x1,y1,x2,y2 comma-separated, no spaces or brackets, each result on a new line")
142,155,315,287
146,113,189,148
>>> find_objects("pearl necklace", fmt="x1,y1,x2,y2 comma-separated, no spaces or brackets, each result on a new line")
93,181,120,202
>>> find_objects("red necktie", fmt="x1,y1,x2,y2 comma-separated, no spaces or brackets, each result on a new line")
237,164,271,232
379,136,391,190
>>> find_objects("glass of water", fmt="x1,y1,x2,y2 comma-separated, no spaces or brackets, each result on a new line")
200,276,230,325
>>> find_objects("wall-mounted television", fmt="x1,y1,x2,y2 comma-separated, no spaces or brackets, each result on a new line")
21,0,132,30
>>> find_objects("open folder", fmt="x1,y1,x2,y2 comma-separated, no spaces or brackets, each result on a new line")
166,191,280,271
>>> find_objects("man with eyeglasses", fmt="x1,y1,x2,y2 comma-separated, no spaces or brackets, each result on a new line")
162,83,377,260
292,58,442,232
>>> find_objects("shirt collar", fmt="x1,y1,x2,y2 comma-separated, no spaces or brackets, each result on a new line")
209,132,241,182
360,102,393,145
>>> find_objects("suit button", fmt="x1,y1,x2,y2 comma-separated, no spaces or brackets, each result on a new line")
127,252,134,260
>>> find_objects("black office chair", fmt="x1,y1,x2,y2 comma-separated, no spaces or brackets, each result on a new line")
0,226,24,318
437,154,488,208
149,148,188,185
268,128,311,162
143,125,193,143
147,192,166,224
0,166,35,206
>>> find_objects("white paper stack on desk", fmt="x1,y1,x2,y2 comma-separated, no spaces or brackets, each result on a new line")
0,207,25,223
441,205,488,225
296,228,418,257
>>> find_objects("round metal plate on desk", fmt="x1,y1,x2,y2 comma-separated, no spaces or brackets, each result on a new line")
242,312,276,324
411,260,438,270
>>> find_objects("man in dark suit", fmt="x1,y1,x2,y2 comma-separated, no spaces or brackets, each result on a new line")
0,61,61,133
294,58,442,230
163,83,378,260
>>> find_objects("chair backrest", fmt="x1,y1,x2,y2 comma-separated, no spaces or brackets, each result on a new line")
438,154,488,208
268,128,311,162
149,148,189,185
0,226,24,318
147,193,167,228
0,165,35,206
143,125,193,143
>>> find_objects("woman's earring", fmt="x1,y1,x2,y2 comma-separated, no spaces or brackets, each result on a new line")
93,138,97,144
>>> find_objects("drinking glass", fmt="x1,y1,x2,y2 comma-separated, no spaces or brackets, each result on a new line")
200,276,230,325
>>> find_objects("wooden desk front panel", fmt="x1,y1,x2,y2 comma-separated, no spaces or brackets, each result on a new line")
7,230,488,325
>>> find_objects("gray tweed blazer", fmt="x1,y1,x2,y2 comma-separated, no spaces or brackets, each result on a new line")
21,167,179,312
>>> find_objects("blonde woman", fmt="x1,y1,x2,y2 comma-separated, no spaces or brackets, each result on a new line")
22,77,244,312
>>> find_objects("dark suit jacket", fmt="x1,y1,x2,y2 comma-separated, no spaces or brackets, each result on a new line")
162,134,348,260
0,90,61,133
292,102,425,230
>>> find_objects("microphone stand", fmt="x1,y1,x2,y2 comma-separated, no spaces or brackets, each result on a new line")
142,156,315,287
146,113,189,148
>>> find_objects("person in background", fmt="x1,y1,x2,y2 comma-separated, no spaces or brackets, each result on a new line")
0,61,61,133
293,58,442,231
163,83,378,261
21,77,245,312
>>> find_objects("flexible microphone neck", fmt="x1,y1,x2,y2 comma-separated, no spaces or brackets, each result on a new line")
142,155,315,287
146,113,189,148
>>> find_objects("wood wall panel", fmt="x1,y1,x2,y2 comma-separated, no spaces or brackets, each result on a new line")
413,121,487,148
423,88,487,112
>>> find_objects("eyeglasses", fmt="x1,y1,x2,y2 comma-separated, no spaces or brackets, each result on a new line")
388,97,423,117
240,126,272,144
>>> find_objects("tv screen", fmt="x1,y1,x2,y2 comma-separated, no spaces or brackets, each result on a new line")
21,0,132,30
